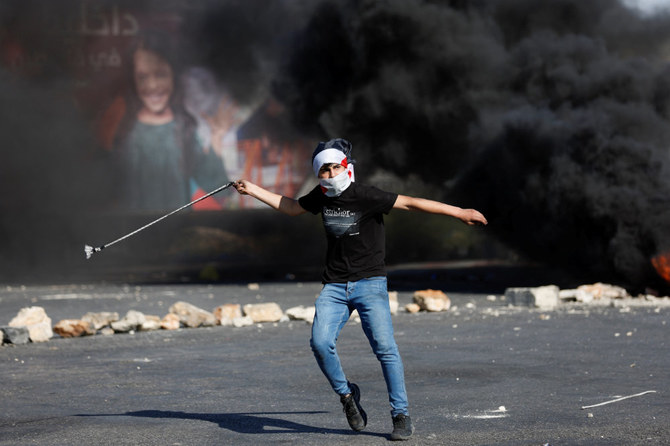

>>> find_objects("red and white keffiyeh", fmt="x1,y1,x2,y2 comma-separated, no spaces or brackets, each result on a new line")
311,139,356,197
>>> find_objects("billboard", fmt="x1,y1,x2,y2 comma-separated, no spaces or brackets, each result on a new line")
1,1,315,213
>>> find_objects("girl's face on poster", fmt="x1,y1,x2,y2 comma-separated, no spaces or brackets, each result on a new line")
133,48,173,116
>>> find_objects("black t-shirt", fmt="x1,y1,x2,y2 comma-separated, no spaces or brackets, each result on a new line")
299,183,398,283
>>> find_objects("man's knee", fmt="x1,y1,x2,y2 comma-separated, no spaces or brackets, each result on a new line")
372,339,399,359
310,336,333,356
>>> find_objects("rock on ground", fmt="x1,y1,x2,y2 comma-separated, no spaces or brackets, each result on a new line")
413,289,451,312
160,313,181,330
285,306,315,324
214,304,243,326
243,303,283,323
505,285,559,310
1,326,30,345
53,319,96,338
111,310,146,333
169,302,216,328
81,312,119,330
8,306,53,342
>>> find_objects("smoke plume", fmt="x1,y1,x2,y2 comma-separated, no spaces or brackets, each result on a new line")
2,0,670,290
274,0,670,291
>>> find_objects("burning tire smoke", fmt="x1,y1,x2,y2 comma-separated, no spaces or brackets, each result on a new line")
274,0,670,291
2,0,670,291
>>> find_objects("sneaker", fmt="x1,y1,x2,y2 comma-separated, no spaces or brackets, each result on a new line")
340,382,367,431
390,413,414,441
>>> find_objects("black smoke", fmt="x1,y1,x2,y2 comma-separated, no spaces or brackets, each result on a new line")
0,1,119,281
0,71,112,279
2,0,670,290
274,0,670,291
182,0,319,104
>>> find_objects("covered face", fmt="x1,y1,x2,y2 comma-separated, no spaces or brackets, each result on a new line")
311,138,355,196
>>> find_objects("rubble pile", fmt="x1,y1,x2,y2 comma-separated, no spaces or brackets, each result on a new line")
1,282,667,346
505,282,670,311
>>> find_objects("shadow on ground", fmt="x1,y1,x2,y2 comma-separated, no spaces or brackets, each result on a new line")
75,410,388,439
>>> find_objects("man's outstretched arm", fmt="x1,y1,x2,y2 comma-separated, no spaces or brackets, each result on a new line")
233,180,307,216
393,195,488,226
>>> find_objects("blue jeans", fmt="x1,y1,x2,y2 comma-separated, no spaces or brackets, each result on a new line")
310,277,409,416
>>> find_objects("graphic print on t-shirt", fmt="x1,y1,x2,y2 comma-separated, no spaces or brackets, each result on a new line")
322,206,360,238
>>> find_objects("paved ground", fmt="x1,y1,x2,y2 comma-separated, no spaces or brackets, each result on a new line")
1,281,668,445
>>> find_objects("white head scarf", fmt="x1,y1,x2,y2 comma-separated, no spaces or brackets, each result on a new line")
311,139,355,196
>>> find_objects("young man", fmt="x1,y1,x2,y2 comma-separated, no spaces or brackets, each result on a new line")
233,138,487,440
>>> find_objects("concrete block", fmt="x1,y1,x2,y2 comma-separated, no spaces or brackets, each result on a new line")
505,285,559,310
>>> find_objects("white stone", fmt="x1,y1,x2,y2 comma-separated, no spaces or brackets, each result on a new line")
9,306,53,342
413,289,451,312
160,313,181,330
559,289,594,303
577,282,630,299
405,303,421,313
505,285,559,310
285,305,316,324
111,310,146,333
243,303,283,323
26,320,53,342
81,312,119,330
140,315,162,331
232,316,254,328
214,304,243,326
169,301,216,328
388,291,399,315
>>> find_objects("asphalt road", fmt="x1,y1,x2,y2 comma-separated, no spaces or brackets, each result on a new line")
1,282,668,445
